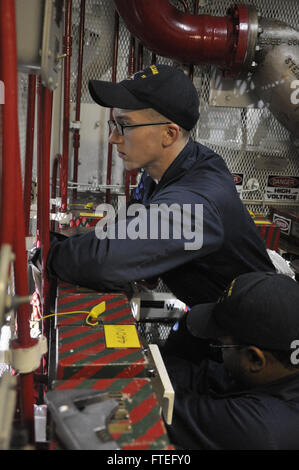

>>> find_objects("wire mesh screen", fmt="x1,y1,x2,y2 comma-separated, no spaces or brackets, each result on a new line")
136,318,177,347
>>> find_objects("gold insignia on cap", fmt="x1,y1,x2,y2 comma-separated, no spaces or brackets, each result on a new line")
227,278,236,297
217,278,236,303
150,65,159,75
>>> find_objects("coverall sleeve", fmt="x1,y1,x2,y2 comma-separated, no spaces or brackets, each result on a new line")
46,190,224,292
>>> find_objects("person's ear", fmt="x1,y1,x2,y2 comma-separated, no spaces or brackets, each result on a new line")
244,346,266,373
162,123,180,146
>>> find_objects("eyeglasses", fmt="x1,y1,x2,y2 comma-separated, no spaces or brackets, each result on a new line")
108,119,171,136
209,343,247,351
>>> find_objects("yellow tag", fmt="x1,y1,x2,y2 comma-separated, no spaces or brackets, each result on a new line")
85,302,106,326
104,325,140,348
90,302,106,319
85,202,94,209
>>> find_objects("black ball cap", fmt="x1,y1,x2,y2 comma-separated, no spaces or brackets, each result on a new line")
88,64,199,131
187,271,299,352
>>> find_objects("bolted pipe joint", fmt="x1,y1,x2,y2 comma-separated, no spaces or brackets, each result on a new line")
114,0,259,77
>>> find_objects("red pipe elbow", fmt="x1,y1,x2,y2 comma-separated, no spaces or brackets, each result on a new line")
114,0,252,75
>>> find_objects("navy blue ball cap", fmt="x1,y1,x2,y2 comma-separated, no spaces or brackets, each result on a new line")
88,64,199,131
187,271,299,351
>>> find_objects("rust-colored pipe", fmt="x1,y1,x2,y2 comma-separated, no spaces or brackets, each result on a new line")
61,0,72,213
114,0,250,75
0,0,37,440
23,74,36,237
72,0,85,201
106,10,119,204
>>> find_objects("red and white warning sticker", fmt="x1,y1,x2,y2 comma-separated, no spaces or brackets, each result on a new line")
265,175,299,202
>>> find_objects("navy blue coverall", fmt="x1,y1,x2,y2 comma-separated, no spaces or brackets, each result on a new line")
47,138,274,305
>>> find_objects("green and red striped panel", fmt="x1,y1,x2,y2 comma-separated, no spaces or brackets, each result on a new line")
57,325,148,380
52,378,174,450
253,217,280,251
57,281,89,295
56,285,134,327
257,224,280,251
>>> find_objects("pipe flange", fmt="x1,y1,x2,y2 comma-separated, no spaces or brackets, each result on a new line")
225,3,259,76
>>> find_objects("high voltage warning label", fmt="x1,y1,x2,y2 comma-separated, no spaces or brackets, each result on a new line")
264,175,299,202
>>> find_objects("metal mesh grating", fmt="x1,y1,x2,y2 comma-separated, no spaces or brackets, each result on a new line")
136,318,177,347
71,0,116,102
71,0,117,103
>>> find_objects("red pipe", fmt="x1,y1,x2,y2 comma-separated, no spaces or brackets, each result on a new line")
124,36,140,200
51,153,63,231
128,35,136,76
114,0,250,76
61,0,72,213
36,77,43,247
124,35,136,201
72,0,86,201
39,86,53,320
189,0,199,81
106,10,119,204
138,42,144,71
0,2,17,246
14,153,37,441
24,74,36,237
0,0,37,440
